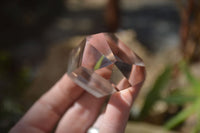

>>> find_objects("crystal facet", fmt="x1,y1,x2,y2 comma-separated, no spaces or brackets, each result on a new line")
67,33,145,98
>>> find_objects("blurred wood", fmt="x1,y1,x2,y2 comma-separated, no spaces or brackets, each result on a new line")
180,0,200,63
104,0,120,32
189,0,200,62
180,0,194,60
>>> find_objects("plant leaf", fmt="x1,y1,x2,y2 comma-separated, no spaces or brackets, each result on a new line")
162,93,197,105
192,100,200,133
181,62,200,94
139,66,172,119
164,99,200,129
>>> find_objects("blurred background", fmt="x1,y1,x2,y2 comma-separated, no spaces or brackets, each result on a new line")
0,0,200,132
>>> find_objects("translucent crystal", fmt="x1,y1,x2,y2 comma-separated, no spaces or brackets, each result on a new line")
67,33,145,98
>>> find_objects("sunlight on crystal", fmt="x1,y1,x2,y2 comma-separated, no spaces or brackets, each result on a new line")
67,33,145,97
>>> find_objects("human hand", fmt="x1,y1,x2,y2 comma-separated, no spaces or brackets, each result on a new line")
10,35,145,133
9,69,143,133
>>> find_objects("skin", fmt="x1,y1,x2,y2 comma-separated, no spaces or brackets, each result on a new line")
10,35,144,133
9,70,142,133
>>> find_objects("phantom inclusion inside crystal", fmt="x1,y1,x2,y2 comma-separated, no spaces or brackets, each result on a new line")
67,33,145,98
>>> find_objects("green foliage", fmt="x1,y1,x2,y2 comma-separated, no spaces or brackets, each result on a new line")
192,109,200,133
139,66,172,119
0,51,30,132
164,62,200,133
162,92,197,105
164,99,200,129
139,61,200,132
181,62,200,94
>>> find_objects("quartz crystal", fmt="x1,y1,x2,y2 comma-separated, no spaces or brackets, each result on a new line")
67,33,145,98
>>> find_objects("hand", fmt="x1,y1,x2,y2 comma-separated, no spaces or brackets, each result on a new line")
10,71,142,133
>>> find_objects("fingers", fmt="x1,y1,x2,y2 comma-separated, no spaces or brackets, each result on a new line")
10,74,84,133
55,68,112,133
99,82,143,133
56,93,106,133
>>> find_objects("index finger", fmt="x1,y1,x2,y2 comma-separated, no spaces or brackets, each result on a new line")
10,74,84,133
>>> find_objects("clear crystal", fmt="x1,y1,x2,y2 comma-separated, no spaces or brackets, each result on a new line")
67,33,145,98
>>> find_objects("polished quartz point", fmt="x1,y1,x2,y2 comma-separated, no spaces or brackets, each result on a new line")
67,33,145,98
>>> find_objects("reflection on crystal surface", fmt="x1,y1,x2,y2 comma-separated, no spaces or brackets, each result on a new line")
70,67,115,97
67,33,145,98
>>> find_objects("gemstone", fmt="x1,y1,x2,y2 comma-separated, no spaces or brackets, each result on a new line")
67,33,145,98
